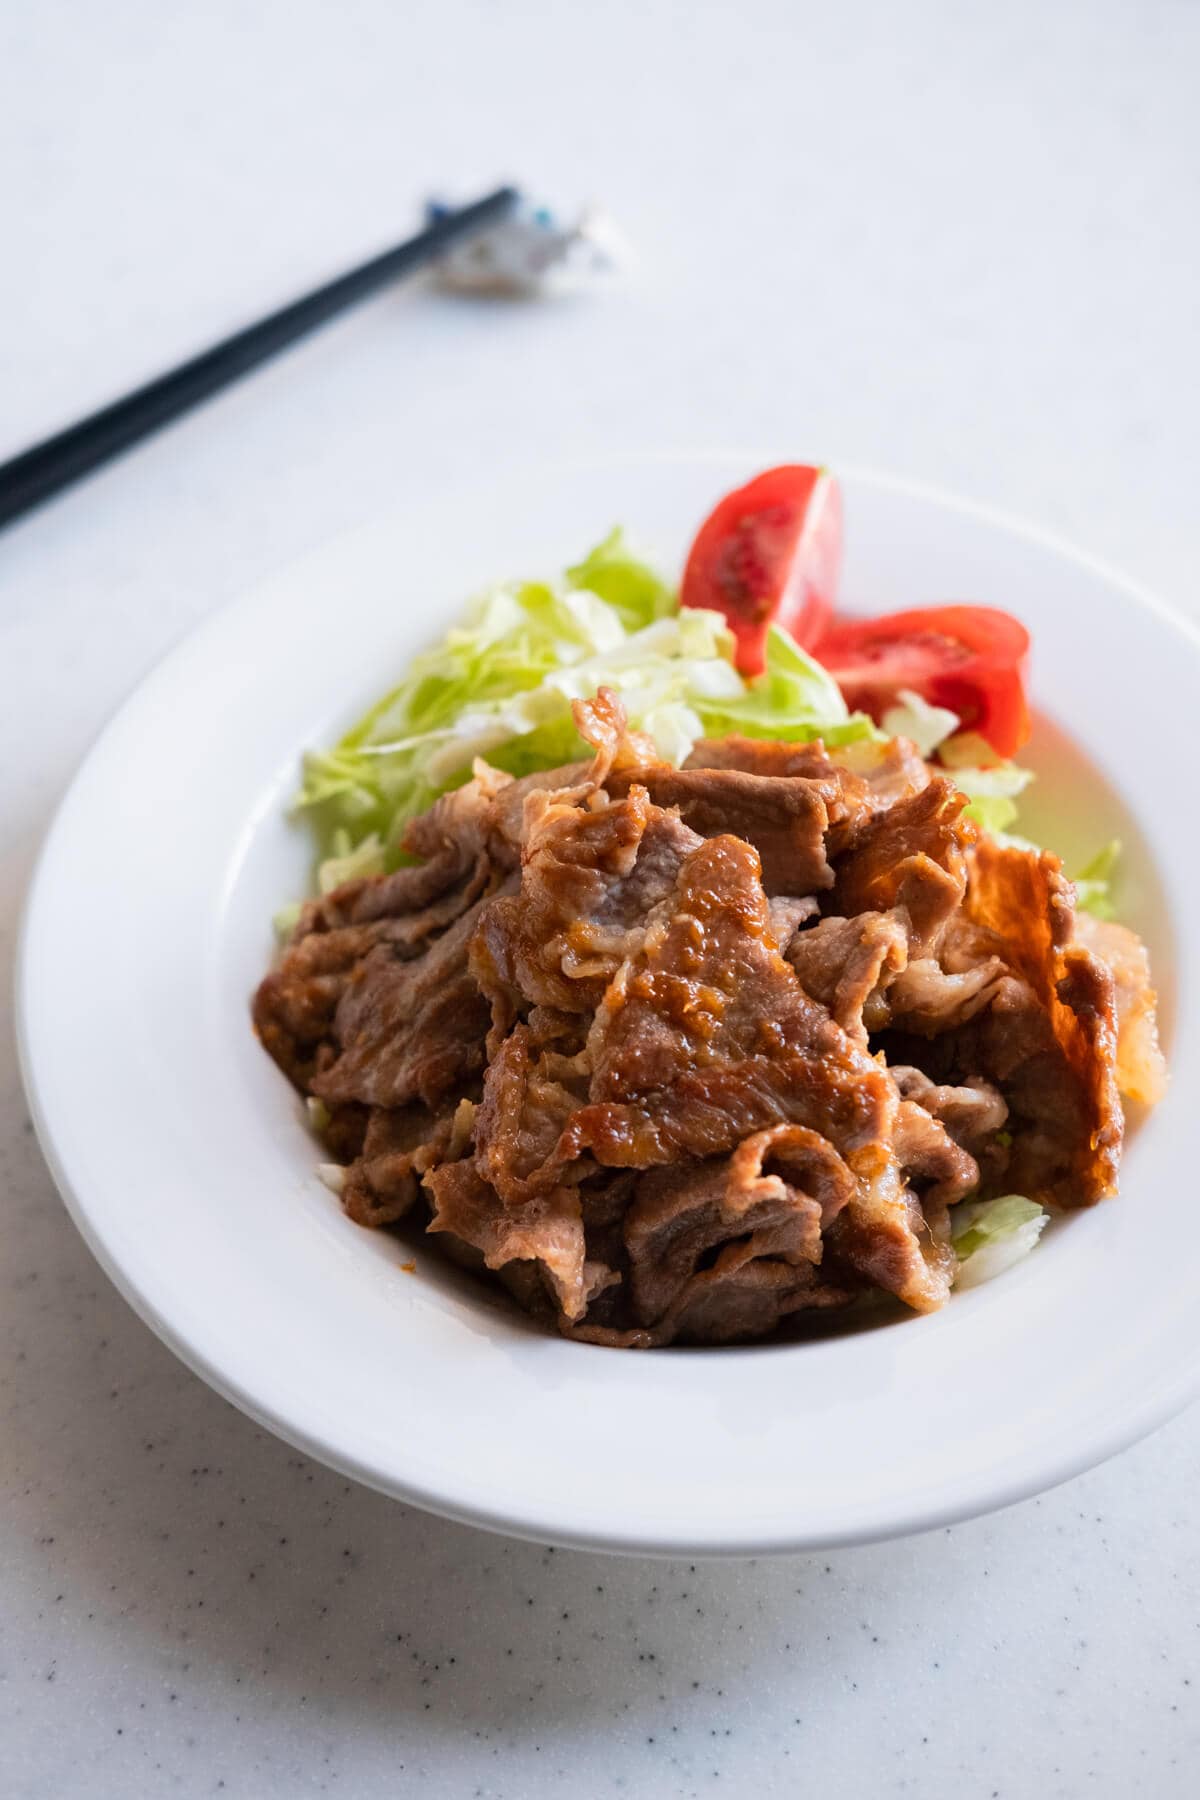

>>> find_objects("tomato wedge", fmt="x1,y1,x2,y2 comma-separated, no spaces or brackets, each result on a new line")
812,605,1032,758
680,465,842,676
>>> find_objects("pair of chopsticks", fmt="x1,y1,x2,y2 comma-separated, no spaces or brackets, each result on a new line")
0,186,519,534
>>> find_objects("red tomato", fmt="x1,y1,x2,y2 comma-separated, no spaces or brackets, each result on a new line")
680,465,842,676
812,605,1032,758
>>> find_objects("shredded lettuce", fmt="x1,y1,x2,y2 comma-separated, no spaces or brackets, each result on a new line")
696,626,879,749
937,730,1001,770
565,529,677,629
316,830,388,894
288,531,1127,932
273,899,304,942
881,688,960,757
1072,839,1121,921
868,702,1036,838
952,761,1036,835
952,1195,1047,1288
293,535,874,887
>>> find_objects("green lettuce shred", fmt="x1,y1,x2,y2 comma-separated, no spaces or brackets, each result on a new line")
565,529,677,629
952,1195,1048,1288
288,531,1126,931
880,688,961,757
272,900,303,943
952,761,1035,835
1072,839,1121,920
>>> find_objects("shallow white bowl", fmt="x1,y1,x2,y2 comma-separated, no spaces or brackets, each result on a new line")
17,455,1199,1555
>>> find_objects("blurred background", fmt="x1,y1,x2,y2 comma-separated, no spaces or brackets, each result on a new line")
2,3,1197,1796
4,1,1197,606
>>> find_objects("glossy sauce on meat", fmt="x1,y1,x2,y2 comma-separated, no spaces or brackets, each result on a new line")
254,688,1162,1347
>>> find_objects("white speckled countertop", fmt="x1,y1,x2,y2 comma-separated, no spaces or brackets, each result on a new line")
3,3,1198,1793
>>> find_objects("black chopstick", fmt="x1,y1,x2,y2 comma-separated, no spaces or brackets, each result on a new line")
0,184,520,535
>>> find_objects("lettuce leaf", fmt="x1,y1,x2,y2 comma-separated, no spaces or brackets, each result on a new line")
272,899,304,942
695,625,878,749
952,760,1035,835
880,688,960,757
316,830,387,894
565,528,676,629
1072,839,1121,920
952,1195,1047,1288
928,725,1036,834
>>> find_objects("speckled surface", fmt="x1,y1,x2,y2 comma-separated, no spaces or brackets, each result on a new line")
3,2,1199,1794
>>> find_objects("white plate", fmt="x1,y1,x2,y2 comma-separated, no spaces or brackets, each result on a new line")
17,455,1199,1556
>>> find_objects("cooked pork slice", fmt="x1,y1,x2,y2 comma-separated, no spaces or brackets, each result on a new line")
470,762,587,865
832,734,932,810
654,1257,854,1346
831,778,973,953
963,838,1122,1206
564,834,899,1170
891,1098,979,1207
1074,912,1168,1105
626,1159,821,1329
890,1065,1008,1156
785,911,909,1043
425,1157,600,1323
766,894,821,952
609,762,847,896
472,1025,586,1204
826,1154,957,1312
471,786,701,1035
685,731,931,825
624,1126,854,1327
685,735,860,782
255,862,492,1089
682,733,876,860
885,954,1009,1035
339,1098,472,1227
311,898,494,1109
257,684,1158,1346
254,922,381,1088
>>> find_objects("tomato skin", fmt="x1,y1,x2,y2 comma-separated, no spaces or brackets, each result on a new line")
680,465,842,675
813,605,1032,758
